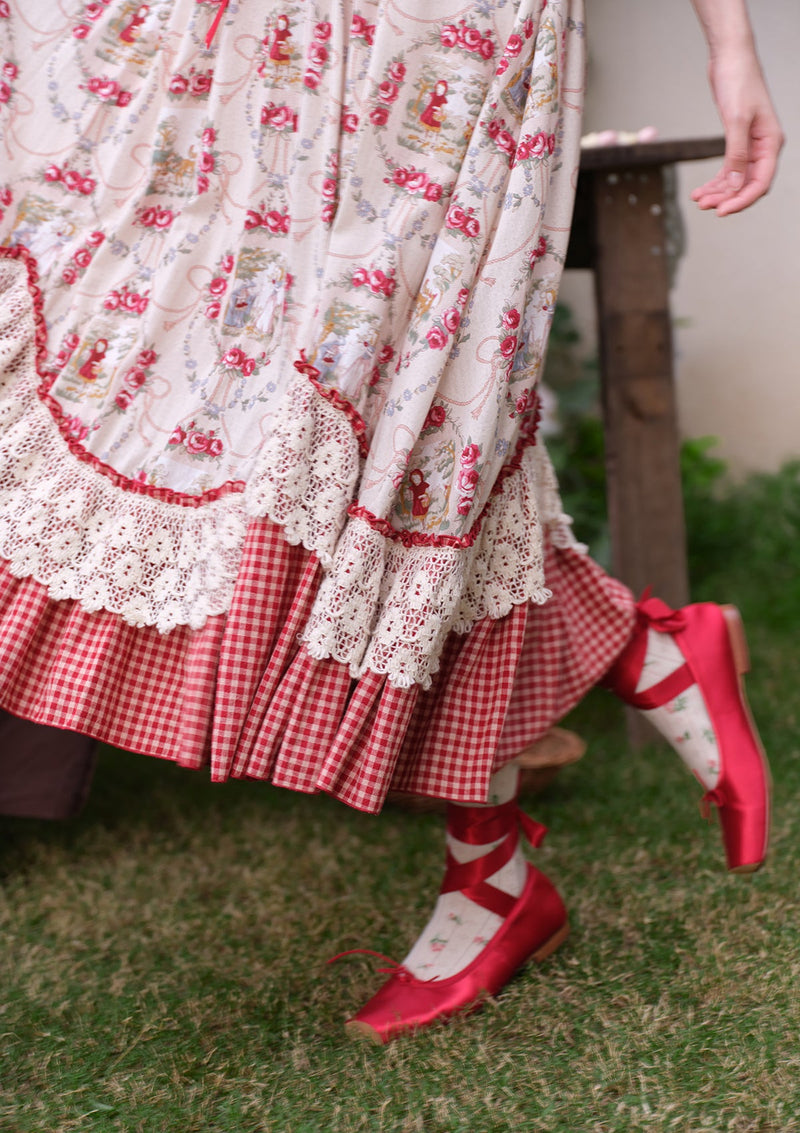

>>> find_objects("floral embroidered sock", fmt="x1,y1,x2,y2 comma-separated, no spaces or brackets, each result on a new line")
636,628,720,789
402,763,527,982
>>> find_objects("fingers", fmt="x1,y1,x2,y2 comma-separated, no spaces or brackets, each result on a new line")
691,122,783,216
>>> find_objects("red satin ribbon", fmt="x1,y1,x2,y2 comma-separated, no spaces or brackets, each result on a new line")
205,0,230,48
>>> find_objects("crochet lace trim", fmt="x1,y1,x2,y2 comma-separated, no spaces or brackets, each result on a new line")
0,253,577,684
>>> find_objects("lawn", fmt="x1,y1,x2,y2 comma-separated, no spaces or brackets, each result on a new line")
1,465,799,1133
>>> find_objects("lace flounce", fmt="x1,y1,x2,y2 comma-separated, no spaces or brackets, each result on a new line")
0,255,577,684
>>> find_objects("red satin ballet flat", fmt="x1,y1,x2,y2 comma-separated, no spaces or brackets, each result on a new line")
342,800,569,1044
603,593,770,873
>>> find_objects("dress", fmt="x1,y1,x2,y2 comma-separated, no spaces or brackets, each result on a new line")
0,0,633,812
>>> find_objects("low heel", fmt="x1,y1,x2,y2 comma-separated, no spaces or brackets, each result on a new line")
532,919,570,962
722,605,750,675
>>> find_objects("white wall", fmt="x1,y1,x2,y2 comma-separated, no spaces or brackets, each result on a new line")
560,1,800,473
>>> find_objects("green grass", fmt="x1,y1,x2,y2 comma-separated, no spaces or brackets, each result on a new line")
2,467,800,1132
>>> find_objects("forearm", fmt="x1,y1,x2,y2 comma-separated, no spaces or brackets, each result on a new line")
689,0,756,57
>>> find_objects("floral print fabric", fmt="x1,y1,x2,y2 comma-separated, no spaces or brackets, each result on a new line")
0,0,586,688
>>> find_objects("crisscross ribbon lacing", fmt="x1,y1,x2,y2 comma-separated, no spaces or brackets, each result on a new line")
440,799,546,919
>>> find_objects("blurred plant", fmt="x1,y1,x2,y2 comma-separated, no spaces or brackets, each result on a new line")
542,303,800,612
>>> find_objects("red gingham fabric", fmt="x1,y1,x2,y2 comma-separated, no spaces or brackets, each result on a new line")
0,516,635,814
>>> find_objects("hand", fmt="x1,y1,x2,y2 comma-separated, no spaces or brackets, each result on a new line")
691,51,784,216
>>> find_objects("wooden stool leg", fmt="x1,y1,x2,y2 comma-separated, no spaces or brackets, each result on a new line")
590,165,690,746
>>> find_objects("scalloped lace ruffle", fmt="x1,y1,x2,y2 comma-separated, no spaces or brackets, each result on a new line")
0,255,577,685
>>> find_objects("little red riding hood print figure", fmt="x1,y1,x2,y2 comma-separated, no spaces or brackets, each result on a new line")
119,4,149,44
420,80,448,130
78,338,108,382
269,15,291,64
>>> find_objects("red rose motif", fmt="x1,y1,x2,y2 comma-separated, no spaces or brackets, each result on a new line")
499,335,517,358
245,209,262,230
0,187,11,206
505,34,523,57
115,389,134,410
207,437,224,457
3,61,17,79
496,59,509,77
0,2,11,16
530,132,548,157
78,177,96,195
547,133,556,155
456,287,470,307
197,174,209,194
86,230,104,247
61,265,77,285
405,171,428,193
199,151,215,173
378,344,395,365
185,430,209,455
321,200,335,225
205,301,221,318
445,203,466,230
241,357,256,377
387,61,406,83
460,443,481,468
222,347,246,368
93,78,121,101
351,267,368,287
377,79,399,104
321,176,337,199
496,130,516,158
503,308,521,329
44,164,62,182
392,167,409,187
72,24,90,38
462,215,480,238
458,466,479,492
342,111,359,133
125,367,147,389
456,497,473,516
442,307,460,333
487,119,501,140
221,254,234,273
168,426,186,445
121,291,140,311
424,404,446,429
85,2,104,19
189,71,213,96
308,43,328,67
202,127,216,148
169,74,189,94
303,69,321,90
63,170,83,192
137,348,157,367
529,235,547,267
424,183,443,202
479,37,495,60
154,209,174,229
462,27,482,50
73,248,92,268
440,25,458,48
524,17,534,37
103,291,120,310
64,333,80,350
369,105,389,127
426,325,448,350
314,21,332,42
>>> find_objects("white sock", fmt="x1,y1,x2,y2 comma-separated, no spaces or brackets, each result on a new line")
636,628,720,789
402,763,526,981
